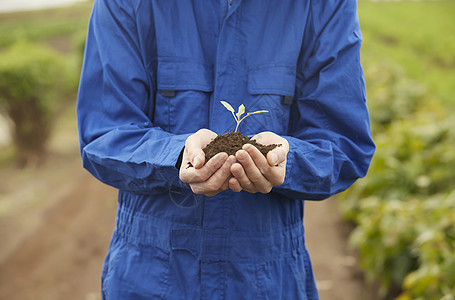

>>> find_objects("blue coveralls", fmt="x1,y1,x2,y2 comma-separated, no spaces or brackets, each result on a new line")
77,0,375,299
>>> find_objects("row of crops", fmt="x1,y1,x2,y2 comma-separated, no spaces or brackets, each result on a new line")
338,1,455,299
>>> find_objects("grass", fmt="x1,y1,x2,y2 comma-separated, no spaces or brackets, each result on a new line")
358,0,455,107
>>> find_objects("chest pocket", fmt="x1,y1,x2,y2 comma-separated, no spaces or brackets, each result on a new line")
246,65,296,136
153,59,213,134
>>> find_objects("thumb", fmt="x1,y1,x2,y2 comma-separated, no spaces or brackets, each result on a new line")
184,140,206,170
192,154,204,169
267,147,286,166
184,144,205,169
185,129,217,168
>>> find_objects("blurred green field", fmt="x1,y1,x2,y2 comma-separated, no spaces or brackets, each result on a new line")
358,0,455,107
1,2,454,299
344,1,455,298
0,1,92,50
1,0,453,108
0,2,92,165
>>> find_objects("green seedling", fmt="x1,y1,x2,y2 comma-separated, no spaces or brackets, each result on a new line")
220,100,269,132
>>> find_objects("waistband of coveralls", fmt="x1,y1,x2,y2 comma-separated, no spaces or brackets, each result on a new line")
115,207,306,262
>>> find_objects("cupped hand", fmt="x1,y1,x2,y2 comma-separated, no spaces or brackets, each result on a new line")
179,129,236,197
229,131,289,194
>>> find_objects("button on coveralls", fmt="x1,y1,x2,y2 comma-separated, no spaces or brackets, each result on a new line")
77,0,375,299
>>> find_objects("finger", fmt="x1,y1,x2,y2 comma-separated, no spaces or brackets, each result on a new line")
230,162,255,192
266,146,287,167
205,155,236,188
229,177,243,193
243,144,271,174
244,144,286,186
184,129,217,168
192,155,204,169
190,155,236,195
205,178,231,197
184,141,206,169
265,148,287,186
236,149,272,193
180,152,228,183
250,132,289,166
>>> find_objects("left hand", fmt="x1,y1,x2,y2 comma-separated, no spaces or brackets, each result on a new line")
179,129,236,197
229,131,289,194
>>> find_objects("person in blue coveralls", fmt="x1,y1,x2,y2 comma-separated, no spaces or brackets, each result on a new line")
77,0,375,299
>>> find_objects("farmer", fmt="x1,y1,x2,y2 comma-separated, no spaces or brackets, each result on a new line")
77,0,375,298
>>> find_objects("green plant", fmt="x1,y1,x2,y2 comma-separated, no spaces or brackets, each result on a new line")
0,2,91,50
363,58,426,132
358,0,455,108
348,192,455,299
401,193,455,300
338,52,455,298
220,100,268,132
341,100,455,216
0,41,71,166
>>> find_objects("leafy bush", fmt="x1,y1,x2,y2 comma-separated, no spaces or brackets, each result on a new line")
343,101,455,211
339,58,455,299
0,41,71,166
401,192,455,300
349,192,455,300
363,59,425,131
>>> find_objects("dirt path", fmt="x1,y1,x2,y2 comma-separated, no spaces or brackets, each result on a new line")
0,152,375,300
0,166,117,300
305,199,378,300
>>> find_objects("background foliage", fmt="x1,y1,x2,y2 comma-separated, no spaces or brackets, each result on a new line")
0,41,73,166
339,1,455,299
0,3,89,166
0,0,454,299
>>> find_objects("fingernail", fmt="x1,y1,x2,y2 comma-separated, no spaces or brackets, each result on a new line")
236,150,247,161
242,144,252,151
217,152,228,159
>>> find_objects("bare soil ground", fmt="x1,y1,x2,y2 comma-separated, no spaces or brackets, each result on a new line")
0,106,116,300
0,170,116,300
0,108,376,299
305,199,379,300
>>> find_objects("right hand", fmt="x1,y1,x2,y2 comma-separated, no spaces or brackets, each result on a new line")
229,131,289,194
179,129,236,197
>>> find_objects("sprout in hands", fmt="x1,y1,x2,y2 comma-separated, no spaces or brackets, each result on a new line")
220,100,269,132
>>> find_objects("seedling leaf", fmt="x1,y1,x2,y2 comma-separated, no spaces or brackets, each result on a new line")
247,110,269,116
220,101,235,113
236,104,245,120
220,100,269,132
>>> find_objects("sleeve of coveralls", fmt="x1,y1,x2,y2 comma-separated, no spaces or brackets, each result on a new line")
273,0,375,200
77,0,190,194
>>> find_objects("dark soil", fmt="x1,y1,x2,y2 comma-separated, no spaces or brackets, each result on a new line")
203,132,280,162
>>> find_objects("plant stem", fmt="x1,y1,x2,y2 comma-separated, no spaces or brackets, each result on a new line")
234,121,240,132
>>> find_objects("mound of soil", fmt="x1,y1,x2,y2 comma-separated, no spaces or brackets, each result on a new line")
203,132,280,162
